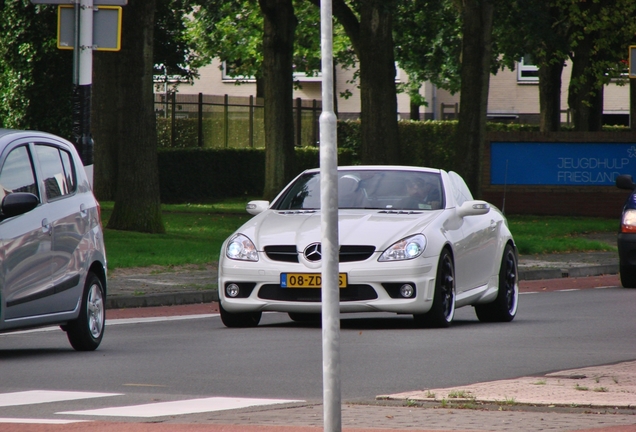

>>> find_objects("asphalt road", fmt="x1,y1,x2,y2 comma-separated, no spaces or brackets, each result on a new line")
0,286,634,407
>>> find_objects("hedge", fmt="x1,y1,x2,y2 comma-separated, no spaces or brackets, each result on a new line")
158,146,355,203
156,119,632,202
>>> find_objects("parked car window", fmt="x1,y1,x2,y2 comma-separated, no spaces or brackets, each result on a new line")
0,145,38,202
35,144,76,200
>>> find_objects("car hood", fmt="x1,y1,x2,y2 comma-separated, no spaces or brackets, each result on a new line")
238,209,442,251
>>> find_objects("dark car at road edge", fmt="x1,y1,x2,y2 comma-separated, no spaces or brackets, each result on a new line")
615,174,636,288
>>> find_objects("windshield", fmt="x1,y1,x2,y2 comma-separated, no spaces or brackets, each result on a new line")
273,170,444,211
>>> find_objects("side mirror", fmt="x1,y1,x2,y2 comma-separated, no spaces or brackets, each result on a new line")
456,200,490,218
616,174,636,191
1,193,39,218
246,200,270,215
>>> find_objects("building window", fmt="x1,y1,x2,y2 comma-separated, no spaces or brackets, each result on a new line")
518,55,539,82
222,61,256,82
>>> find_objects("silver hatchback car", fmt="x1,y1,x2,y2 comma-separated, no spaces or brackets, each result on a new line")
0,129,107,351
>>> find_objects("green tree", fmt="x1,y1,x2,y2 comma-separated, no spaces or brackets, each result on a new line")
560,0,636,131
258,0,298,200
495,0,571,132
317,0,400,165
93,0,197,203
455,0,495,196
0,2,73,136
191,0,353,198
394,0,462,103
93,0,164,233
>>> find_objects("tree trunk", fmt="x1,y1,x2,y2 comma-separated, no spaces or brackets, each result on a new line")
538,60,563,132
567,35,595,132
259,0,297,200
410,100,421,121
92,52,120,201
327,0,399,164
455,0,494,197
588,84,604,132
357,0,400,164
105,0,165,233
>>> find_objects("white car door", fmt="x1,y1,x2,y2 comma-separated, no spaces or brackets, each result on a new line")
445,172,498,292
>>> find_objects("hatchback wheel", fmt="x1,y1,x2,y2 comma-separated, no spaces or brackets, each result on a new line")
66,272,105,351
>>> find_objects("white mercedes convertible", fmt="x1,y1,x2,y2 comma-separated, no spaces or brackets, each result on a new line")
218,166,518,328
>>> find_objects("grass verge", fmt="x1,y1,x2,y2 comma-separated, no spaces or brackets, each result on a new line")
100,199,617,269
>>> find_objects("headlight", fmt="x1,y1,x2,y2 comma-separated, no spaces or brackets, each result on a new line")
622,209,636,233
226,234,259,261
379,234,427,262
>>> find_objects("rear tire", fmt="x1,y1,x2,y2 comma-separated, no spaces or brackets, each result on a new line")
66,272,105,351
475,244,519,322
219,302,261,328
619,265,636,288
413,249,455,328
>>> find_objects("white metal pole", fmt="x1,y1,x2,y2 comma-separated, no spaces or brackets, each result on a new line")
319,1,341,431
78,0,94,183
79,0,93,86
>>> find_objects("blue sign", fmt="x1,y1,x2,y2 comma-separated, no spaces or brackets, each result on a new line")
490,142,636,186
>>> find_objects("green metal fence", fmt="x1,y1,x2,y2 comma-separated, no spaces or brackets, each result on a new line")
154,93,322,149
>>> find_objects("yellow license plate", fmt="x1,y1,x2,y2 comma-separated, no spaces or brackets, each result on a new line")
280,273,348,288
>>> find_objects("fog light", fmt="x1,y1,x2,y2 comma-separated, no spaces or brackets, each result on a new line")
226,283,240,298
399,284,415,298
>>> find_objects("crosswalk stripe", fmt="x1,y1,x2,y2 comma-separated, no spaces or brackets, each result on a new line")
0,418,89,424
58,396,304,418
0,390,122,407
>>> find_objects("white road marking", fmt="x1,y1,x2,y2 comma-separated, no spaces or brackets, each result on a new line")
0,418,89,424
106,314,218,325
59,396,304,418
0,314,218,336
0,390,121,407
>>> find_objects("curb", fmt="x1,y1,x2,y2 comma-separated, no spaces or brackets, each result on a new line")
519,264,618,281
106,290,218,310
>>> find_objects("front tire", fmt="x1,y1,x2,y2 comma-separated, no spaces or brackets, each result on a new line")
219,302,261,328
288,312,321,323
66,272,105,351
475,244,519,322
413,249,455,328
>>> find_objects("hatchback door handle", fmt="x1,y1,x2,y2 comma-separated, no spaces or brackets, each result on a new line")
42,218,51,235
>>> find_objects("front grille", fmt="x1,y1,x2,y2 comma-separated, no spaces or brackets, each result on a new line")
264,245,375,263
258,284,377,302
265,245,299,263
339,245,375,262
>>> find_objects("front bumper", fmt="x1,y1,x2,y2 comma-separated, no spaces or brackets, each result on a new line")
218,255,439,315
